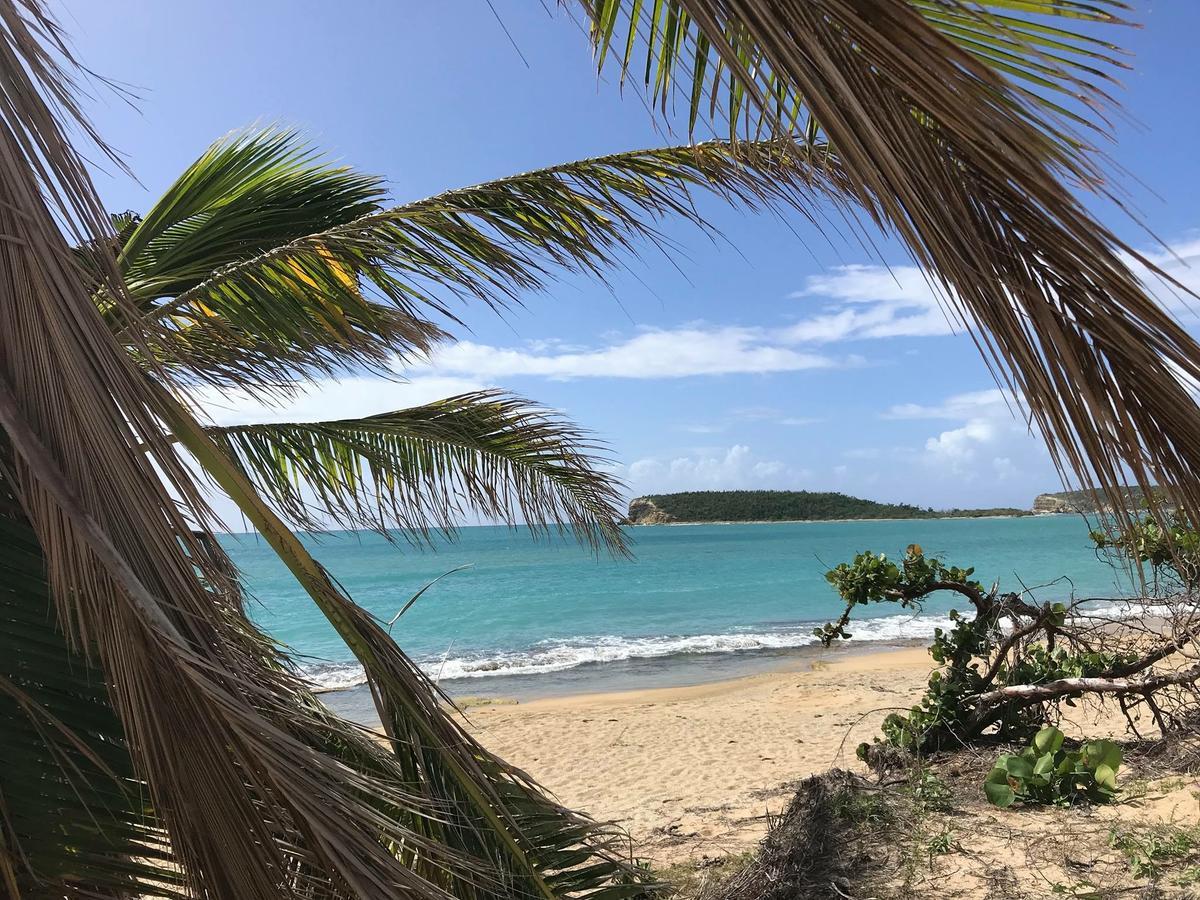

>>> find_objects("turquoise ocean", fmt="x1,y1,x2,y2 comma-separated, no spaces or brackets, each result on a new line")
225,516,1137,704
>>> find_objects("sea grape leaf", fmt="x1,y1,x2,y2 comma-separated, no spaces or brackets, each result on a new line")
1034,726,1064,755
985,780,1016,808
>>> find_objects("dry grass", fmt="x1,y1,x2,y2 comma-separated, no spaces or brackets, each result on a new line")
681,742,1200,900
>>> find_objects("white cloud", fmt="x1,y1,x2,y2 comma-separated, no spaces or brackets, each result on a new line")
401,261,970,387
795,264,944,306
623,444,810,494
894,387,1049,486
402,238,1200,389
187,375,488,427
731,406,823,426
423,327,839,380
784,264,958,343
677,406,823,435
884,388,1017,421
843,447,884,460
924,418,1000,472
779,236,1200,347
1121,236,1200,314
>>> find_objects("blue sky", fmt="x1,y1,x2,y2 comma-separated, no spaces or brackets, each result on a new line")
64,1,1200,516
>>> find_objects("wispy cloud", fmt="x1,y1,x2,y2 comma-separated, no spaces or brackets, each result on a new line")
676,405,824,435
187,375,489,427
423,327,841,380
730,405,822,426
408,262,973,384
883,388,1018,421
784,263,958,343
895,389,1040,481
623,444,811,494
1121,236,1200,314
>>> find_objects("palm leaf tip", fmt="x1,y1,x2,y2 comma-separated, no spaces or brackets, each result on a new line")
575,0,1200,533
115,126,455,389
139,136,846,393
206,389,632,555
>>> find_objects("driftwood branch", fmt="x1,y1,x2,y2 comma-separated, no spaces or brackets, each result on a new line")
976,663,1200,706
977,610,1052,691
1108,626,1200,678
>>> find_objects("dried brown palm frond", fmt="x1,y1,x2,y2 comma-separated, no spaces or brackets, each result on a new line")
574,0,1200,531
0,2,645,898
207,390,630,553
0,453,184,897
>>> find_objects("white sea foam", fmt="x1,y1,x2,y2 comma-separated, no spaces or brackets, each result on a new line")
1079,599,1185,620
301,611,959,691
306,662,373,693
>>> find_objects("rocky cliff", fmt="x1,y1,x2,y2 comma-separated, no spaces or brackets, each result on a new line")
1032,493,1073,514
625,497,676,525
1031,487,1160,515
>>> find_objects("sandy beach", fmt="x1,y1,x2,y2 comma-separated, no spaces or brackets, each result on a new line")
461,646,935,863
459,642,1200,892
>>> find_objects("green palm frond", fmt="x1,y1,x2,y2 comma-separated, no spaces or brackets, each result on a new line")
114,128,450,389
132,136,845,390
154,385,649,900
575,0,1200,531
120,127,384,303
207,390,629,553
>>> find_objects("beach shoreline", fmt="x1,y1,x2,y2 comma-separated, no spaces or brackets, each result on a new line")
317,637,927,723
439,641,1154,870
453,645,937,864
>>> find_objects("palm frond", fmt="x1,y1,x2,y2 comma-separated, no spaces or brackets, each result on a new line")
0,455,183,897
310,586,654,900
580,0,1129,142
3,429,549,899
114,127,449,390
136,137,847,390
154,383,649,900
207,390,630,553
1,4,639,897
575,0,1200,530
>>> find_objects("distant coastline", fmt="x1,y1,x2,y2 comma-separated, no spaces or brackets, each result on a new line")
623,490,1035,526
626,513,1030,526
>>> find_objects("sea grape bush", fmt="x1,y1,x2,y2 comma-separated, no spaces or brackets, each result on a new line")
1091,511,1200,592
824,515,1200,756
984,726,1122,808
822,545,1137,753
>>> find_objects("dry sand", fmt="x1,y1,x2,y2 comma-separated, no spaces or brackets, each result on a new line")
460,644,1200,897
461,646,935,862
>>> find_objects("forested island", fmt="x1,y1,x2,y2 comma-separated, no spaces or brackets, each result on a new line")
625,491,1029,524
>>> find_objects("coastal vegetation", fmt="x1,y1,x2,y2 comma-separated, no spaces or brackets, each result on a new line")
627,490,1027,524
983,726,1122,808
818,521,1200,757
5,2,1200,900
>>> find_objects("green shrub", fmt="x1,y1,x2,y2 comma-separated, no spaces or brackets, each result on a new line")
823,546,1136,753
1110,824,1200,882
984,726,1121,808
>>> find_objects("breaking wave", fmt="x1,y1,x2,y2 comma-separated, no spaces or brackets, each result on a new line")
303,611,956,692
